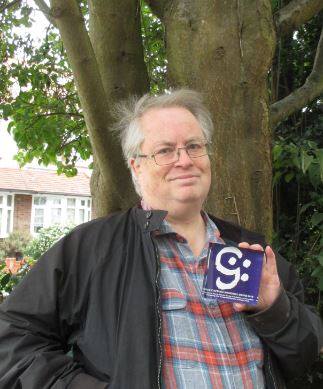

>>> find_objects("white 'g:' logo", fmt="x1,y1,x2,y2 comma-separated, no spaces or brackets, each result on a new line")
215,247,251,290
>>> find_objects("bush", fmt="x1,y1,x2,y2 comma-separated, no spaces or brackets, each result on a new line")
0,225,73,300
25,224,74,261
0,231,32,260
0,257,36,300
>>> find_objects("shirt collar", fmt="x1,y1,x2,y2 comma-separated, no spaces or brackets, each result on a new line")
138,199,223,244
156,210,222,245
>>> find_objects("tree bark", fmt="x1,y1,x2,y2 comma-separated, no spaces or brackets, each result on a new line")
50,0,148,216
275,0,323,37
163,0,276,240
87,0,149,216
271,27,323,126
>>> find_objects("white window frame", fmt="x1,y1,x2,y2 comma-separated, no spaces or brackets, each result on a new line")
31,194,91,235
0,192,14,238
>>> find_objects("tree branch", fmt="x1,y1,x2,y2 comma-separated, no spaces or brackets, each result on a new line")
0,0,21,13
275,0,323,37
34,111,83,119
271,28,323,126
34,0,57,27
49,0,123,196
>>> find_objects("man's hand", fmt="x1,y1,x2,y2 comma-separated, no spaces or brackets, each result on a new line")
233,243,281,313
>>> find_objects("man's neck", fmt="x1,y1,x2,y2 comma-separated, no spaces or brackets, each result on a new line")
166,212,207,258
141,197,207,257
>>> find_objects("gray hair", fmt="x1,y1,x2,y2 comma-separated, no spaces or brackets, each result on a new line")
112,89,214,195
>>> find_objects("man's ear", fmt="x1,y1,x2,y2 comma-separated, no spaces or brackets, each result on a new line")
130,158,141,178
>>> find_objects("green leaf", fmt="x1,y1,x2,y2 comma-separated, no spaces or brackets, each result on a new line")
312,266,323,278
316,149,323,182
0,273,11,288
318,276,323,291
301,150,313,174
284,172,294,183
308,163,321,189
311,213,323,227
299,202,314,214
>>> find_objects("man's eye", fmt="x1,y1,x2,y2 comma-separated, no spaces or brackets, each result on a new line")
155,147,174,156
187,142,203,150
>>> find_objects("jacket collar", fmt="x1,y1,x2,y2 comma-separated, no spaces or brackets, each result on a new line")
133,207,168,232
209,215,266,246
133,206,266,245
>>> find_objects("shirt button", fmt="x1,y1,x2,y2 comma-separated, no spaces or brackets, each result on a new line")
144,221,150,229
146,211,152,219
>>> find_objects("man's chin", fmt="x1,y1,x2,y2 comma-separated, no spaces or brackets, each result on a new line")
172,190,205,204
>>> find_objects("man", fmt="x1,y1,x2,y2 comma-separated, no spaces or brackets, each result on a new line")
0,89,321,388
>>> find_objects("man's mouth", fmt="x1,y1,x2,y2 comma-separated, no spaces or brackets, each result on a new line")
169,174,199,181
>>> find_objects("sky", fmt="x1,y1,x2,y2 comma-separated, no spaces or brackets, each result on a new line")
0,121,18,167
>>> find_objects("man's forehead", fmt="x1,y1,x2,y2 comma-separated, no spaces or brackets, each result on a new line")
140,106,197,124
148,136,204,147
140,107,202,135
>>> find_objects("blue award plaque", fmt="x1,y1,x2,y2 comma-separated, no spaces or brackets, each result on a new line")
202,243,264,305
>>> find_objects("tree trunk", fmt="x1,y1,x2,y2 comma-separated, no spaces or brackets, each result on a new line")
162,0,276,240
50,0,322,240
87,0,149,216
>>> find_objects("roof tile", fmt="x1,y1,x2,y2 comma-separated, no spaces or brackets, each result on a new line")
0,167,91,197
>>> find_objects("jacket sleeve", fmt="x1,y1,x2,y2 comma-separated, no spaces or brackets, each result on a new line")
0,228,109,389
246,254,323,379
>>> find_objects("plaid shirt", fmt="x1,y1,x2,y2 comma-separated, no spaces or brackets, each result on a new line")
153,213,264,388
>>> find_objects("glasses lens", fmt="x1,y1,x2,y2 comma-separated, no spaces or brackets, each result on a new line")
186,142,208,157
154,147,176,166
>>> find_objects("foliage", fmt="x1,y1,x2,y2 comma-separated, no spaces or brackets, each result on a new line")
140,1,167,94
0,225,72,298
0,256,36,299
0,1,166,174
272,12,323,313
25,224,73,261
0,231,32,259
271,14,323,388
273,123,323,305
0,3,90,175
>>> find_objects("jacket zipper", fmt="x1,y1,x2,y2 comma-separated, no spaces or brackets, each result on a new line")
152,237,162,389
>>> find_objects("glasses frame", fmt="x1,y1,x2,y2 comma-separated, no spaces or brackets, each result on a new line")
136,140,212,166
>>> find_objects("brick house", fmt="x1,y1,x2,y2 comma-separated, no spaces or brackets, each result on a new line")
0,167,92,238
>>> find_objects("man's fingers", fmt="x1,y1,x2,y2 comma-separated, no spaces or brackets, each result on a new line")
265,245,278,274
238,242,250,249
238,242,264,252
249,244,264,251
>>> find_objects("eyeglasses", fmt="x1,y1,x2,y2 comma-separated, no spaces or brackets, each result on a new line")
136,140,211,166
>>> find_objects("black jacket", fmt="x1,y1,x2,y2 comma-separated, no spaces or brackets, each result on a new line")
0,207,322,389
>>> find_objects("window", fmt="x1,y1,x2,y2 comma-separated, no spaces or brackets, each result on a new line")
51,199,62,224
67,208,76,224
0,193,14,238
34,196,46,206
33,196,47,233
31,195,91,234
67,198,76,224
34,208,45,233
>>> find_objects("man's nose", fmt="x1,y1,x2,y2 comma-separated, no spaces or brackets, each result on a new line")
174,147,193,166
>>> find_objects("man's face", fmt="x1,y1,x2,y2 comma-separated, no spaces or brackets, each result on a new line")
131,107,211,210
